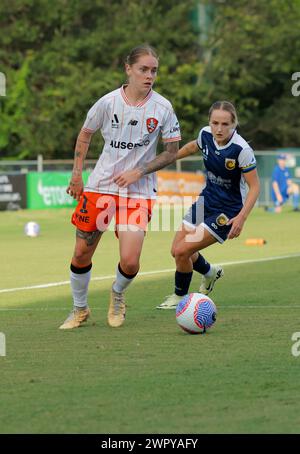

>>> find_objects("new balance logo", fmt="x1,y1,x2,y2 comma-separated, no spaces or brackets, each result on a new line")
112,114,119,129
128,119,138,126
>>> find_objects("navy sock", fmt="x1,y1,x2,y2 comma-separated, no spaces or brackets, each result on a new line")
193,253,210,275
175,271,193,296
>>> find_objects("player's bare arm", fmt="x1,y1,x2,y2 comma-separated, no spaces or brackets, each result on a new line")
227,169,260,239
176,140,198,160
67,129,93,201
139,140,179,175
113,141,179,188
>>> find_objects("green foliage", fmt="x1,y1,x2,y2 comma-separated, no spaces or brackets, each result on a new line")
1,0,300,158
0,54,33,157
0,0,198,158
204,0,300,147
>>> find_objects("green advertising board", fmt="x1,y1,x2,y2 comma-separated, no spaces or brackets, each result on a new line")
27,172,90,209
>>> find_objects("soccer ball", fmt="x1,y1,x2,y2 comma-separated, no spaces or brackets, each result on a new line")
24,221,40,238
176,293,217,334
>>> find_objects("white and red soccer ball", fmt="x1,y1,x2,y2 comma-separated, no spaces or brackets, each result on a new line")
176,293,217,334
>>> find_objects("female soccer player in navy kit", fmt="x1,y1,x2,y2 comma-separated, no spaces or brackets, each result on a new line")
59,44,181,328
157,101,260,309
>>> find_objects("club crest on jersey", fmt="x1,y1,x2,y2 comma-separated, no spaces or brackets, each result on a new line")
216,213,229,226
146,117,158,133
225,158,236,170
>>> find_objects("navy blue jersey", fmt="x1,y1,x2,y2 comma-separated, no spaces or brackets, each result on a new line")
197,127,256,212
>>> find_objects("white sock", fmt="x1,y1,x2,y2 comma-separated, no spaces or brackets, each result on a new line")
70,264,92,308
204,265,214,278
113,263,137,293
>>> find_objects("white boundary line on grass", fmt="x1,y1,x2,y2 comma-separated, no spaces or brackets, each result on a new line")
1,305,300,312
1,252,300,295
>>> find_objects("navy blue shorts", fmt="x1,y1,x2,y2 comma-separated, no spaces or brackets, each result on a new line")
183,196,240,243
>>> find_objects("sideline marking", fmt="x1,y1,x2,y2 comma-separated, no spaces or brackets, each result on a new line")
0,253,300,294
1,305,300,312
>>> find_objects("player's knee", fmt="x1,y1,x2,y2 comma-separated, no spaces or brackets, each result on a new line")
72,250,92,267
173,244,188,260
120,258,139,275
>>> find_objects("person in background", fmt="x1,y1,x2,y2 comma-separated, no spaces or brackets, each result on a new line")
266,154,300,213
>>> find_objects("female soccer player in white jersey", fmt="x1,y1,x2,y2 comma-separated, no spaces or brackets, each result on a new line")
157,101,260,309
59,44,181,329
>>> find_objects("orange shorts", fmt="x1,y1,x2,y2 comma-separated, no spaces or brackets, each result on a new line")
71,192,155,232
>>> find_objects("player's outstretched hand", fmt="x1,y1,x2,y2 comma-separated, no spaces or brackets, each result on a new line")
114,169,143,188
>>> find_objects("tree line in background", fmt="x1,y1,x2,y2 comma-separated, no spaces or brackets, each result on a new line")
0,0,300,160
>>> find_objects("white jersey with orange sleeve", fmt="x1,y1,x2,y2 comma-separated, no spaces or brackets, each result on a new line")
82,85,181,199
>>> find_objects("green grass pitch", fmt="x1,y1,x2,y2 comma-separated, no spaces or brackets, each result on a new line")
0,206,300,434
